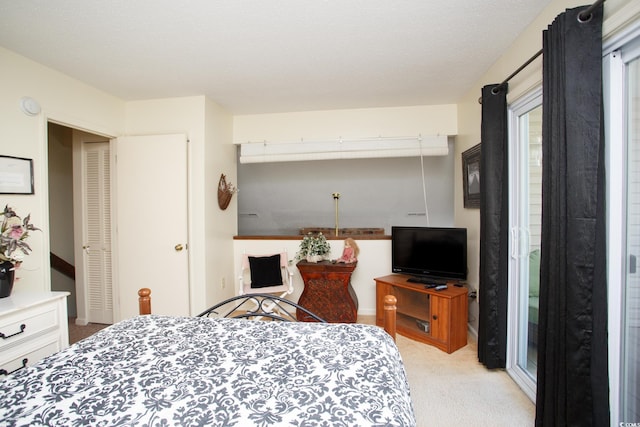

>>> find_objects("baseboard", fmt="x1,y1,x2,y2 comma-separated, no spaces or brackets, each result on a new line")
74,317,89,326
467,323,478,342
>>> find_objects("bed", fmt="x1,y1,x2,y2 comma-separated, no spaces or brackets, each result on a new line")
0,292,415,426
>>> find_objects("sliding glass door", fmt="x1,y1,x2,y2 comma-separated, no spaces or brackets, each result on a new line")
507,89,542,401
623,47,640,424
606,33,640,423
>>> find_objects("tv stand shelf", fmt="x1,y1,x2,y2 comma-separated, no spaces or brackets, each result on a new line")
375,274,468,353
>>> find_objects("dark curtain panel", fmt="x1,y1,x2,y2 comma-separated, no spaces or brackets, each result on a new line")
478,83,509,369
535,5,609,426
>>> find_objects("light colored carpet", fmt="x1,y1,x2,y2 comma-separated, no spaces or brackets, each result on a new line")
358,315,535,426
396,332,534,426
69,315,535,426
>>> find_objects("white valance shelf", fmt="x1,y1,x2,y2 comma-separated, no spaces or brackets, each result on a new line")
237,135,449,164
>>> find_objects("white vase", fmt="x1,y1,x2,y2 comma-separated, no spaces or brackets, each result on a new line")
306,255,322,263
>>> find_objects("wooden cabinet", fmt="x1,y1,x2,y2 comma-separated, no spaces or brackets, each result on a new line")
0,292,69,378
375,274,468,353
296,261,358,322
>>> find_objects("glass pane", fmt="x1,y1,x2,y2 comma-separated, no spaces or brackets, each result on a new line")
624,55,640,422
517,104,542,380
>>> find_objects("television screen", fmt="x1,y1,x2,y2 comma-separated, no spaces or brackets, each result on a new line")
391,226,467,281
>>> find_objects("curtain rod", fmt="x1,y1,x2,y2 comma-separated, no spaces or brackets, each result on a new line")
477,0,605,104
578,0,605,22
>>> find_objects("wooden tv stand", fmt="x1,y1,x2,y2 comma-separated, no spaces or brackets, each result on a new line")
375,274,468,353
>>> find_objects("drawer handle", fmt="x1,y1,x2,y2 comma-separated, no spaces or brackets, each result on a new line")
0,358,28,376
0,323,26,340
432,315,438,321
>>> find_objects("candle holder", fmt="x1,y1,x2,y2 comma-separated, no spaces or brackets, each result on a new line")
332,192,340,236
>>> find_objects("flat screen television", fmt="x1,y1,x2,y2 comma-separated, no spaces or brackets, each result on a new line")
391,226,467,281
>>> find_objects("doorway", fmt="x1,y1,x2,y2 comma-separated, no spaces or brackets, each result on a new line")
47,122,112,325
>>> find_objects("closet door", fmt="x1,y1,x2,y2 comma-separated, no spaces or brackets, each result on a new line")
83,142,113,324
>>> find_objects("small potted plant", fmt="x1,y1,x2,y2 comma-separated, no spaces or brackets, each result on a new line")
296,232,331,263
0,205,39,297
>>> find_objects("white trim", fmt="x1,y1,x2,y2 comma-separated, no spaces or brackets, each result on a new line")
506,87,542,404
603,8,640,423
604,48,625,426
603,0,640,55
238,135,449,163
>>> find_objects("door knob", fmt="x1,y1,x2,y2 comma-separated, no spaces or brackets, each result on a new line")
175,244,184,252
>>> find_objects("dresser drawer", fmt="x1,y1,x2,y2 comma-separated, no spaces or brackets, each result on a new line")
0,304,60,351
0,292,70,377
0,334,61,378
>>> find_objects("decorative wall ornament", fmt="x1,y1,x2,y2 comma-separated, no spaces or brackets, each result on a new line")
217,174,237,210
0,156,34,194
462,143,481,209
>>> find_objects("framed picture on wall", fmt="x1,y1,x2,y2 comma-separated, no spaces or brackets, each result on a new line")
462,143,480,209
0,155,34,194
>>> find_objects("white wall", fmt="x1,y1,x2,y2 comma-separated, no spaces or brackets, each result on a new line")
0,47,236,317
234,104,457,143
124,96,235,314
204,97,237,308
0,46,125,294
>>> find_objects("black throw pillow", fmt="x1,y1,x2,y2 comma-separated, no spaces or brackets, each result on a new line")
248,254,283,288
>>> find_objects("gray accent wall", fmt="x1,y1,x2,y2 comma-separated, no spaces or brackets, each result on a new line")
237,140,456,235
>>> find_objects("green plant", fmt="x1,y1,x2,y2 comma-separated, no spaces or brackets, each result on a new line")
296,232,331,260
0,205,39,264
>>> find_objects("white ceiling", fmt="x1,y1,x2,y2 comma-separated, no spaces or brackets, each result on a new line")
0,0,552,115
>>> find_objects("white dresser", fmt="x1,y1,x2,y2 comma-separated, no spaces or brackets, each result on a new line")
0,291,69,377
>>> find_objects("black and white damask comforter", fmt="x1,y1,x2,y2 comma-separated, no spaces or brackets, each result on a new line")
0,315,415,426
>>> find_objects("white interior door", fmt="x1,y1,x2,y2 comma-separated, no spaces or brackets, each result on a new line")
72,131,112,326
113,134,190,320
83,141,113,324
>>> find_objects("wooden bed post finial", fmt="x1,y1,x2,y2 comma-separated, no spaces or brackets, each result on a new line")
138,288,151,315
383,294,397,341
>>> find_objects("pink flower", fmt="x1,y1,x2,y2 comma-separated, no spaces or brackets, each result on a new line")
9,225,24,240
0,205,39,264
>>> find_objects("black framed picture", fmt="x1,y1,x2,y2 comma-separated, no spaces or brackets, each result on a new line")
0,155,34,194
462,143,480,209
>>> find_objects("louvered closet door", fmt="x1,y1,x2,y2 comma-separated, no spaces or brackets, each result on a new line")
83,142,113,324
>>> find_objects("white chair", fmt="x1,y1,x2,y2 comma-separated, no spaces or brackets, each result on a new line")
238,252,294,299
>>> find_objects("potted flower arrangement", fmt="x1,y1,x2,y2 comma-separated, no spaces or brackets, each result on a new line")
0,205,39,298
296,232,331,263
